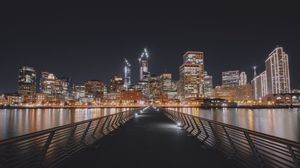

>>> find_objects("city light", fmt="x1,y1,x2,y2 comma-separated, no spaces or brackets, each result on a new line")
0,47,298,109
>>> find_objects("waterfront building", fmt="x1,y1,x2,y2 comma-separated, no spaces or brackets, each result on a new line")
159,73,177,99
124,58,132,89
18,66,36,96
203,71,213,98
85,80,105,98
239,71,247,86
40,72,69,99
40,72,57,95
292,89,300,94
109,75,123,93
222,70,240,87
265,46,290,94
178,51,204,99
60,77,73,99
149,75,165,100
120,89,143,101
72,85,86,100
214,84,253,101
5,93,23,105
251,71,268,100
0,94,7,106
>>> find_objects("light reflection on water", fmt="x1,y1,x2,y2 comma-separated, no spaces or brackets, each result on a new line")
169,108,300,142
0,108,131,140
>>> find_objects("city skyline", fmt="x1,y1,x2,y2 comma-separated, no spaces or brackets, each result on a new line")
2,46,297,93
1,1,300,93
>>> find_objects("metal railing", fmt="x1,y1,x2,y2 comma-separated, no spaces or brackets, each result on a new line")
164,109,300,168
0,109,137,168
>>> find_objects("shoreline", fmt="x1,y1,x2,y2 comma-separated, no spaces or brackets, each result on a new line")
1,105,300,109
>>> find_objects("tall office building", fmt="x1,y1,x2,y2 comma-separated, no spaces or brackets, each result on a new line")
159,73,177,99
72,85,86,100
239,71,247,86
124,58,131,89
203,71,213,97
265,47,290,94
40,72,69,98
40,72,57,95
85,80,104,98
252,71,268,99
178,51,204,99
139,48,150,81
109,75,123,93
18,66,37,96
160,73,172,92
149,75,162,100
222,70,240,87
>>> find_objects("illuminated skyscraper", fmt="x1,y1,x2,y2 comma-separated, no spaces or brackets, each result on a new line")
178,51,204,99
265,47,290,94
139,48,150,81
124,58,131,89
159,73,177,99
18,66,36,96
239,71,247,86
203,71,213,97
40,72,57,95
252,71,267,99
72,85,86,100
85,80,104,98
109,75,123,93
222,70,240,87
40,72,69,98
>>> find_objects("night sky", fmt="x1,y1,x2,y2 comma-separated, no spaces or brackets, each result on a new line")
1,1,299,93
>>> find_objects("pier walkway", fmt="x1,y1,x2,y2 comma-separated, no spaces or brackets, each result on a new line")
61,107,234,168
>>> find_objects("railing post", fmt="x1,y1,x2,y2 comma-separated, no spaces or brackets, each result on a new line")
287,145,300,168
185,115,193,133
40,131,55,166
199,119,209,143
114,113,122,127
93,118,102,135
244,133,264,168
208,122,219,148
81,120,93,142
222,126,237,158
110,114,118,130
64,125,77,156
192,117,201,137
100,117,109,135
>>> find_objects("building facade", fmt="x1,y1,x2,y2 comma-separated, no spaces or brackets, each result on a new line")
160,73,177,99
222,70,240,87
265,47,290,94
40,72,69,99
178,51,204,99
203,71,213,98
109,75,123,93
18,66,36,96
239,71,247,86
252,71,268,100
85,80,104,98
72,85,86,100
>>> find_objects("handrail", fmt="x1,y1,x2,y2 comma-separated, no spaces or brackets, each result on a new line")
0,111,127,145
0,108,138,168
169,110,300,148
164,108,300,168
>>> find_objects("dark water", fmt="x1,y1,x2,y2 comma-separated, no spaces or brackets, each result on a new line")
1,108,300,142
0,108,131,140
168,108,300,142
